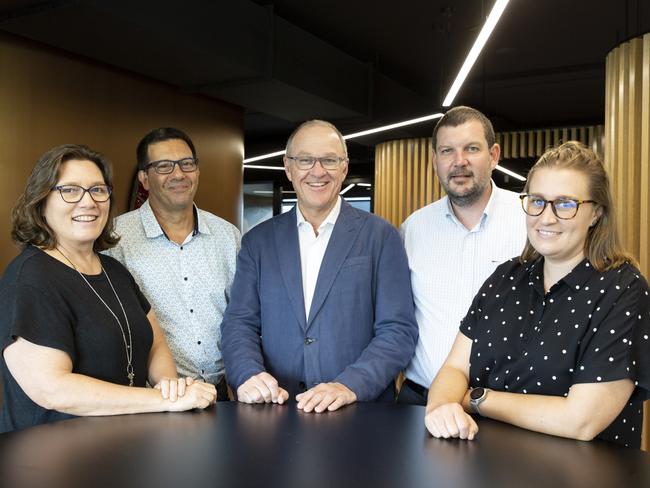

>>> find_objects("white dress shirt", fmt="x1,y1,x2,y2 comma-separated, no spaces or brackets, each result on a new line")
400,182,527,389
296,197,342,319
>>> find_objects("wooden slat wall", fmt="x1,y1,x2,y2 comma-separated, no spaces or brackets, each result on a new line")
375,138,439,228
605,33,650,451
496,125,604,160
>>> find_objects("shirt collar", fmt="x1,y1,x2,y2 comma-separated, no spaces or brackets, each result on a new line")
296,196,342,231
139,199,203,239
527,256,595,295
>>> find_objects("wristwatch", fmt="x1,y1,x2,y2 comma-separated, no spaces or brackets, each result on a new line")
469,387,491,415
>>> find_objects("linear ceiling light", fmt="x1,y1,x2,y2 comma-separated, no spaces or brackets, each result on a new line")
495,164,526,181
442,0,511,107
340,183,355,195
243,113,444,165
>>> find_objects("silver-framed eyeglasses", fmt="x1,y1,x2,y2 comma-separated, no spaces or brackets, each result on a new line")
286,155,348,170
145,157,199,175
519,194,596,220
52,184,112,203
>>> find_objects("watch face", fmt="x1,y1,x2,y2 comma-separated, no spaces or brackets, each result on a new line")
470,387,485,401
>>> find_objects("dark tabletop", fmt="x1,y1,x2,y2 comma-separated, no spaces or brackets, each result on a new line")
0,402,648,488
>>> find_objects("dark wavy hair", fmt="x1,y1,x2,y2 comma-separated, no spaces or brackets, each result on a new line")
11,144,120,251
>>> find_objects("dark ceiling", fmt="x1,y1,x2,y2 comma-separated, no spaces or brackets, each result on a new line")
1,0,649,196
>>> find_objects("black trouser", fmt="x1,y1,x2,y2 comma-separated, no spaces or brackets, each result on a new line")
395,378,428,406
216,376,230,401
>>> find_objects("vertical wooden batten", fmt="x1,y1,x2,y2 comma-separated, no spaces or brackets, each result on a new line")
604,32,650,451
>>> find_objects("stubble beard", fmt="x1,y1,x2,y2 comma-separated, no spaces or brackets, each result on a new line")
443,176,489,208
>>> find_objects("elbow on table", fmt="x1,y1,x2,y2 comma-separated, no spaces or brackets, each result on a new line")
571,417,601,442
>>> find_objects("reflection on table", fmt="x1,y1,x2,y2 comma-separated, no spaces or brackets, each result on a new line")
0,402,648,488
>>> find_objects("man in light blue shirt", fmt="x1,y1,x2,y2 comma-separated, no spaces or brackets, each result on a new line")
398,107,526,405
107,128,240,399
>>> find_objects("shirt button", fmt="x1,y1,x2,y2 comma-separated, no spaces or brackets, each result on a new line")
184,277,188,281
304,337,315,345
180,246,184,250
190,309,194,313
197,340,201,345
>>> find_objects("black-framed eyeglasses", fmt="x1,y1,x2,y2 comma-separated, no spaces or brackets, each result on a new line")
286,155,347,170
519,194,596,220
144,157,199,175
52,184,112,203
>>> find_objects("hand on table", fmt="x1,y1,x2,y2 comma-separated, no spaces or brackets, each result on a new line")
155,377,194,402
165,381,216,411
237,372,289,404
424,402,478,440
296,382,357,413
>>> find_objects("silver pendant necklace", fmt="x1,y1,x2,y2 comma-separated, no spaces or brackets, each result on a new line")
56,247,135,386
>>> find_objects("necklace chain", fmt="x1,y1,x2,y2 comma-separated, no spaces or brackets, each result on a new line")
56,247,135,386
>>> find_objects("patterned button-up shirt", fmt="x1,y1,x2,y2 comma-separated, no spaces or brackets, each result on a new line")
106,200,240,384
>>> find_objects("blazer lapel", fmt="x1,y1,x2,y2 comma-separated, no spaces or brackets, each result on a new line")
307,201,363,327
274,208,307,329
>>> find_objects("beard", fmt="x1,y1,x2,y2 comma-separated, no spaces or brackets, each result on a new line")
442,170,490,207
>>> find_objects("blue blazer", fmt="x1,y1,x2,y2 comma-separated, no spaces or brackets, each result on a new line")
221,201,418,401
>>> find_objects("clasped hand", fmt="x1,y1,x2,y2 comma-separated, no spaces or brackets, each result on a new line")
424,400,478,440
154,377,217,410
237,372,356,413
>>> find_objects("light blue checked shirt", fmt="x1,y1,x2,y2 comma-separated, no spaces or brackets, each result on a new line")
106,200,240,384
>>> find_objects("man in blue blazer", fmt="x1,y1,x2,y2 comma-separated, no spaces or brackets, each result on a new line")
221,120,418,413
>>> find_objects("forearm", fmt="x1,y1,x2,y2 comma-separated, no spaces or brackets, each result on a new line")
39,373,174,416
480,390,601,441
147,341,178,385
426,365,470,413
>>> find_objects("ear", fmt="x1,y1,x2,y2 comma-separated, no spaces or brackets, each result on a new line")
489,143,501,170
591,205,603,227
283,157,293,182
138,170,150,191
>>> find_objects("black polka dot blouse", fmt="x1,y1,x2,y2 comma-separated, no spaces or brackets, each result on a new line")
460,257,650,448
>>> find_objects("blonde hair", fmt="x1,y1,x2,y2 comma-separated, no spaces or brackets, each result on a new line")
520,141,634,271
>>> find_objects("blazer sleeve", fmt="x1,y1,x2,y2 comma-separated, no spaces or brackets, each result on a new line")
220,233,266,390
334,224,418,400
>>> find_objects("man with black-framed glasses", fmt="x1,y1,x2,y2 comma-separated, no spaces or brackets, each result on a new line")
106,127,240,400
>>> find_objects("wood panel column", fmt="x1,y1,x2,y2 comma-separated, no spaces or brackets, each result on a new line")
374,138,440,228
605,32,650,451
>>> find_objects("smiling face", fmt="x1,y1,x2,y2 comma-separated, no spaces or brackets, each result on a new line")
526,167,601,268
283,123,348,224
42,159,110,251
433,120,499,207
139,138,199,213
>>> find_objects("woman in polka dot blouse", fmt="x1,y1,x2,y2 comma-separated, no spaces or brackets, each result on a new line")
424,141,650,448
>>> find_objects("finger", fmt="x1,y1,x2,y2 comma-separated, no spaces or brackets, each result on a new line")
186,377,194,386
424,414,441,438
169,379,178,402
452,410,471,439
327,395,348,411
314,393,337,413
161,379,170,399
278,388,289,405
237,386,254,404
442,414,460,438
433,415,451,439
251,377,273,403
302,392,324,413
177,378,187,397
296,390,315,410
154,383,161,390
259,374,280,403
468,418,479,441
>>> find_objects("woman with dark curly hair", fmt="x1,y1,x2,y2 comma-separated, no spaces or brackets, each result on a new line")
424,141,649,448
1,144,216,432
